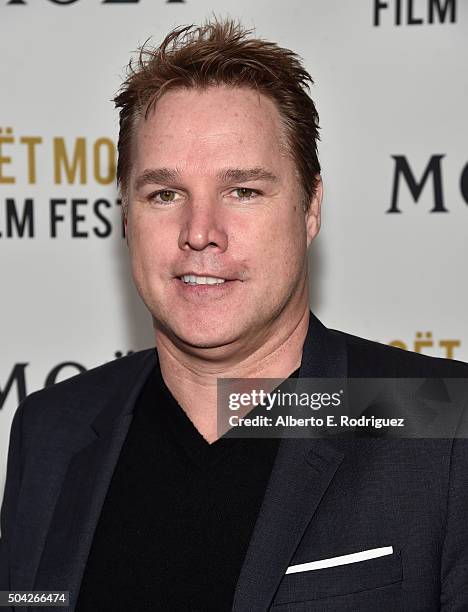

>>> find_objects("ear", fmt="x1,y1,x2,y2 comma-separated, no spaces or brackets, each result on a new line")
305,175,322,248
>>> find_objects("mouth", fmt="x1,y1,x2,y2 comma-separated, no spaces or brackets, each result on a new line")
174,273,240,295
178,274,229,286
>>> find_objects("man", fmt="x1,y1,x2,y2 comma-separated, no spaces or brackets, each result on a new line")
1,18,468,612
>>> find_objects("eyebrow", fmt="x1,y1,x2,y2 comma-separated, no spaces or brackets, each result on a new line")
217,167,279,184
133,167,279,192
134,168,180,192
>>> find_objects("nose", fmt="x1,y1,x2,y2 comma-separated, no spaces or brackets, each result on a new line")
178,197,228,252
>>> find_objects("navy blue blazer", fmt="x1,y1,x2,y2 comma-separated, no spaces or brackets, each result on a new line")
1,313,468,611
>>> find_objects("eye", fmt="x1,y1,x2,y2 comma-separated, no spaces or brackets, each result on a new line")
149,189,179,204
233,187,259,201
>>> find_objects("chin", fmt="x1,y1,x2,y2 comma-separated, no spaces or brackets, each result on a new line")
176,329,236,351
162,317,239,351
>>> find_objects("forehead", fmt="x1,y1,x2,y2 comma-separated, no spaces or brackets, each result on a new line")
132,85,289,174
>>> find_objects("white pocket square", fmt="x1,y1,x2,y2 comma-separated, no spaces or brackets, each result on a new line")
285,546,394,574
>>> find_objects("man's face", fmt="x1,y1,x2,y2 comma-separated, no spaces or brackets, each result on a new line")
126,85,321,355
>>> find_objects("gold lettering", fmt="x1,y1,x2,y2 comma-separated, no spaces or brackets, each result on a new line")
53,137,86,184
93,138,116,185
439,339,461,360
0,127,15,184
20,136,42,184
388,340,407,350
414,331,433,354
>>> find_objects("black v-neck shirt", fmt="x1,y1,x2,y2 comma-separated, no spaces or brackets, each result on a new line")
75,365,297,611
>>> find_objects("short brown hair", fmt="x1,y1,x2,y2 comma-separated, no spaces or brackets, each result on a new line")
114,17,321,212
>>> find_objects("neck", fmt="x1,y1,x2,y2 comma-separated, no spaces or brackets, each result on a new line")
155,306,310,443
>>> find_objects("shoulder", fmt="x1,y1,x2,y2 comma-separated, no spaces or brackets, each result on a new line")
18,348,156,435
25,348,156,404
331,329,468,378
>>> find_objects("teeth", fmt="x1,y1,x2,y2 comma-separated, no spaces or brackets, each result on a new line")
181,275,226,285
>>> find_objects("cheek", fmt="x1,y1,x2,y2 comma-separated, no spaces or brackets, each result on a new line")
245,210,306,270
128,216,171,275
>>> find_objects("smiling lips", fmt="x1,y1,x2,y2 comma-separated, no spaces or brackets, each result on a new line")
180,274,227,285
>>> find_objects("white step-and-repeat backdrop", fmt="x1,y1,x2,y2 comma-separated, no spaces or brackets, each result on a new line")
1,0,467,501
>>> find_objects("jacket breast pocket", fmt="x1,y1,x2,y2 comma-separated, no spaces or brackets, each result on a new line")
271,549,403,607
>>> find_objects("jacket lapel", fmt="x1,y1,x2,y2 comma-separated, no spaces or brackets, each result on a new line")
30,350,156,610
232,312,348,611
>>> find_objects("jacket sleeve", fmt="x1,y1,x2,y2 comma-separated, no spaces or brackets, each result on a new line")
0,400,26,590
440,437,468,610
